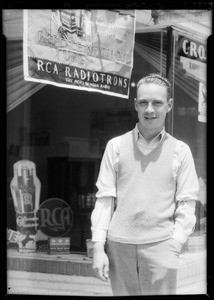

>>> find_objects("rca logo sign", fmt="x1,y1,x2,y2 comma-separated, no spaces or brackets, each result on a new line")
38,198,73,237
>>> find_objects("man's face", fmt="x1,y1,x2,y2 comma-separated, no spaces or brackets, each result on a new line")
134,83,173,134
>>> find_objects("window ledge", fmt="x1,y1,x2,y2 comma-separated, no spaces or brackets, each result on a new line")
7,249,94,276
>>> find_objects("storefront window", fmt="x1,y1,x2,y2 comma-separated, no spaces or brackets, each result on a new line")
6,68,137,252
173,30,207,235
6,10,207,254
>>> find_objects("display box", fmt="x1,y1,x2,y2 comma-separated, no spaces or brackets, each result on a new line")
48,237,70,254
36,237,70,254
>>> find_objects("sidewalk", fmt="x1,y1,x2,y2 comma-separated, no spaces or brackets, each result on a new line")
7,250,206,296
7,271,112,296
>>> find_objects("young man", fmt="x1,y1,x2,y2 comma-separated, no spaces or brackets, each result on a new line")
91,73,199,295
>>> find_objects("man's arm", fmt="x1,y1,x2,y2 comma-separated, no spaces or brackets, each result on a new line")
91,197,114,281
92,242,109,281
172,200,196,253
172,142,199,250
90,138,119,281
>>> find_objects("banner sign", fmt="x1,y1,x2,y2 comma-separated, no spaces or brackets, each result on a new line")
177,35,207,82
23,10,136,98
177,35,207,63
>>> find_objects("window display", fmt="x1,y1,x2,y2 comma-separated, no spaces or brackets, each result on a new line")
6,19,207,254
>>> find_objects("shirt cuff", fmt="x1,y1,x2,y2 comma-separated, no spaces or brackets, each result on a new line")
91,228,107,244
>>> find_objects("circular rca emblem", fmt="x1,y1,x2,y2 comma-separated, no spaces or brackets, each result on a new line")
38,198,73,237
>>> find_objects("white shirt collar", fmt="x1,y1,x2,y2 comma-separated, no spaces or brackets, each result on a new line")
134,124,166,145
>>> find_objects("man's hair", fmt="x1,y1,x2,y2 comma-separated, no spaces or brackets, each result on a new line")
137,73,172,99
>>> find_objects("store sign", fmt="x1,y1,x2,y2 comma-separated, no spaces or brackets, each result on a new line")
177,35,207,82
23,10,136,98
177,36,207,63
179,57,206,82
37,198,73,237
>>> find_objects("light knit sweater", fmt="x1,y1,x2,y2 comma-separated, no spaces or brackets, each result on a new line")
107,129,177,244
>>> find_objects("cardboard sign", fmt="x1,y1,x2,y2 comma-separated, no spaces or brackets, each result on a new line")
23,9,136,98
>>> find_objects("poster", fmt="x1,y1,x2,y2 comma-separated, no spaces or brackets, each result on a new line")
23,9,136,98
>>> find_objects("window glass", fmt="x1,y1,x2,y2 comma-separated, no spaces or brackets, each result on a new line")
173,31,207,236
7,73,137,252
6,17,206,253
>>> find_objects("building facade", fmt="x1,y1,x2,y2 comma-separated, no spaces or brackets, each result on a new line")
3,9,209,275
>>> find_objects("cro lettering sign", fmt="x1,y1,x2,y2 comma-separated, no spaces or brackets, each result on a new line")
177,36,207,63
38,198,73,237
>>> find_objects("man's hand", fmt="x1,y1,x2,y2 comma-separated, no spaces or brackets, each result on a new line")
92,242,109,281
171,238,183,254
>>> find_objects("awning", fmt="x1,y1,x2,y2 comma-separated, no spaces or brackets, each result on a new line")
3,10,44,112
2,9,211,111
